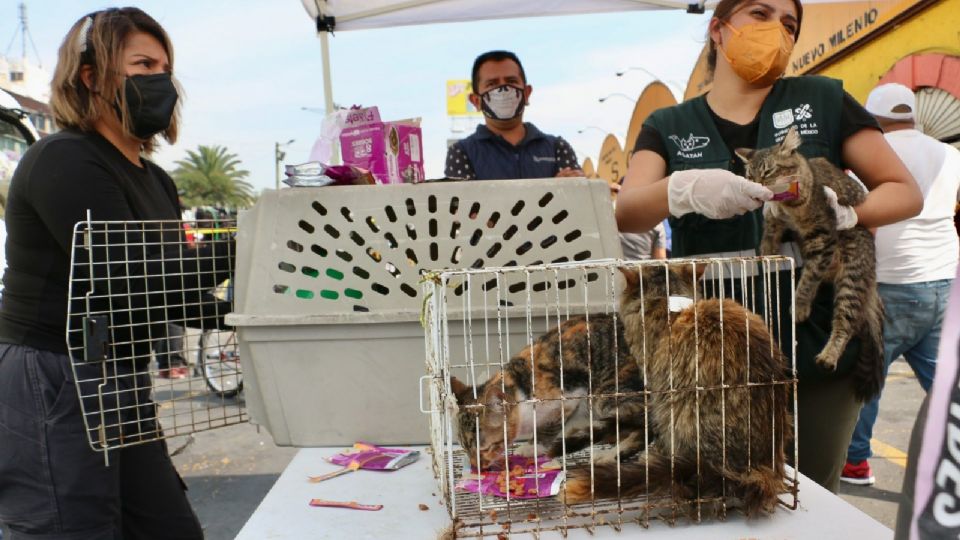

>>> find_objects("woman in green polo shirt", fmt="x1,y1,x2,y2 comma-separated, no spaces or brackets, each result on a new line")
616,0,922,492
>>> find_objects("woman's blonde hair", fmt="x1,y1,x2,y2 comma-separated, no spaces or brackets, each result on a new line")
50,7,180,153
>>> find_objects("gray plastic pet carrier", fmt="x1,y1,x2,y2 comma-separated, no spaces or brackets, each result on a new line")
225,178,623,445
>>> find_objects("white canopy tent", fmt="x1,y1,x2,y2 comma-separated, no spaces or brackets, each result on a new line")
299,0,715,116
298,0,856,131
300,0,711,32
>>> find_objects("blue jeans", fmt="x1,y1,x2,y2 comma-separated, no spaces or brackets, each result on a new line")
846,279,950,462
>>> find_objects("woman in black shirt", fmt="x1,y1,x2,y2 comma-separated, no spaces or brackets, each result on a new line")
0,9,228,539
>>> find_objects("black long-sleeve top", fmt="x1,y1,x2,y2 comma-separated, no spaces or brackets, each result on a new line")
0,129,232,358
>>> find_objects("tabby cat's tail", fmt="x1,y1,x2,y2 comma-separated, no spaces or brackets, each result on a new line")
851,293,885,403
560,453,784,517
560,452,676,505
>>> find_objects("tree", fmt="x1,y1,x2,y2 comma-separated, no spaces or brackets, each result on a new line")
172,145,255,209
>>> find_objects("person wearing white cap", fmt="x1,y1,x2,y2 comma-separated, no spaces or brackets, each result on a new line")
841,83,960,488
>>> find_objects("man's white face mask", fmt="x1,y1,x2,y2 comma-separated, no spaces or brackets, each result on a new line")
479,85,525,121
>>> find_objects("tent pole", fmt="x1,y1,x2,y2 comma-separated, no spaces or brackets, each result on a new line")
319,30,340,164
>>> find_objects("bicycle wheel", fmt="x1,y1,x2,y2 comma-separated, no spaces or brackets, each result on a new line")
197,329,243,398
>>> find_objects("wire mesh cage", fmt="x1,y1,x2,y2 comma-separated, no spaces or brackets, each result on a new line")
422,257,799,538
66,217,243,458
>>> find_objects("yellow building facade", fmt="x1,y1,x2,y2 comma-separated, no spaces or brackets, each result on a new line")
802,0,959,101
685,0,960,144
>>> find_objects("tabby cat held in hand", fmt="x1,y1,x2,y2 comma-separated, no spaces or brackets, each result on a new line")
736,126,884,402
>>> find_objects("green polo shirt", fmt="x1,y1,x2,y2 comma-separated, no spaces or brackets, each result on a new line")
646,75,843,257
644,76,868,383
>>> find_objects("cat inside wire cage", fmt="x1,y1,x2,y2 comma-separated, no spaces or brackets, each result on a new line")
65,217,244,459
423,257,800,538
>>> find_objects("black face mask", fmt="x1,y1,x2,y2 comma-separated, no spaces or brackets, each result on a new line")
115,73,178,140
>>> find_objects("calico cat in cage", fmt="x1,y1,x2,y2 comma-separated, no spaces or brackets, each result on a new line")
736,125,884,402
449,313,647,471
562,264,792,517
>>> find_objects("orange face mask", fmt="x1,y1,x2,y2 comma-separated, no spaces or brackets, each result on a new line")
719,20,795,86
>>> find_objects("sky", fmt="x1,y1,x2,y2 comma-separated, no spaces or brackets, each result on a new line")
1,1,711,194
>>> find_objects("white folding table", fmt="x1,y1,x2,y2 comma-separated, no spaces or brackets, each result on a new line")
237,446,892,539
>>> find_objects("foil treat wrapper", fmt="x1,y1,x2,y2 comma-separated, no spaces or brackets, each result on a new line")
326,442,420,471
769,178,799,201
283,162,376,187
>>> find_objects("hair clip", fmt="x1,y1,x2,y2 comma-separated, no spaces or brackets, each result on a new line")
76,17,93,53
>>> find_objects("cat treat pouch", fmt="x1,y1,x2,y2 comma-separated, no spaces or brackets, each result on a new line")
457,455,565,499
769,177,799,201
327,442,420,471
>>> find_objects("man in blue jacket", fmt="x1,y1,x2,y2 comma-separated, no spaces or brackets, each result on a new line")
444,50,583,180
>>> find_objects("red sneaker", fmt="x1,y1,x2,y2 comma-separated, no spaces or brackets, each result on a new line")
157,366,189,380
840,459,875,485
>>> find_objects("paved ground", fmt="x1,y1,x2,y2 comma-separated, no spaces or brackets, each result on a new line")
836,360,926,531
172,422,297,540
164,359,927,539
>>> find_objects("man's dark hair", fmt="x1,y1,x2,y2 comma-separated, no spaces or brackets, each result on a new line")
471,50,526,94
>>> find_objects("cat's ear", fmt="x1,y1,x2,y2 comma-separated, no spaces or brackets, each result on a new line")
734,147,754,164
781,126,802,154
619,266,640,289
450,376,473,404
675,262,706,286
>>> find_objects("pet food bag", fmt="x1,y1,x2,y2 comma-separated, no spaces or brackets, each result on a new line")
339,106,424,184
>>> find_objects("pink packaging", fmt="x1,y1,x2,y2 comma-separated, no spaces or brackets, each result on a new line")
769,177,799,201
327,442,420,471
456,455,565,499
339,106,424,184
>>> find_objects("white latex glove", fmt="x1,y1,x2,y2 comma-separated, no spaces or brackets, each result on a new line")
823,186,858,230
667,169,773,220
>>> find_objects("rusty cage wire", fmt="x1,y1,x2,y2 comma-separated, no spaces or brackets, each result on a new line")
422,256,799,538
66,217,244,460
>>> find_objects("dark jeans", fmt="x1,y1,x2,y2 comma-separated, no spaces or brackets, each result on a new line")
0,343,202,539
155,323,187,370
795,373,862,492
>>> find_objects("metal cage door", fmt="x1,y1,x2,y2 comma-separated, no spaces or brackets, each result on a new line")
65,217,245,459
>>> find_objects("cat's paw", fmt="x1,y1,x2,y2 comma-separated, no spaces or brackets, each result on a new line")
514,444,539,458
558,473,592,506
795,301,812,322
592,448,620,465
815,352,838,372
541,458,562,470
